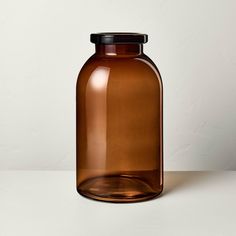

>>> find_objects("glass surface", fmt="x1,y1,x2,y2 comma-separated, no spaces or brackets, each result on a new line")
76,42,163,202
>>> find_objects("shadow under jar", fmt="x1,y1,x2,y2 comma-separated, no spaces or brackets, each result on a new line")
76,33,163,203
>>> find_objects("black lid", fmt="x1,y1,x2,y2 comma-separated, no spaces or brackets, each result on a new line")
90,32,148,44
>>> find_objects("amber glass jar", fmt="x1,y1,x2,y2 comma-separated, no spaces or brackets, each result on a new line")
76,33,163,203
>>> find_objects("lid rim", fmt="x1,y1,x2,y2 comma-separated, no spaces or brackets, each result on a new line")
90,32,148,44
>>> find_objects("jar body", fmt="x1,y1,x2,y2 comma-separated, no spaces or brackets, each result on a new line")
76,48,163,202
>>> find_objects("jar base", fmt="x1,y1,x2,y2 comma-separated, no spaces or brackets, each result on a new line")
77,175,162,203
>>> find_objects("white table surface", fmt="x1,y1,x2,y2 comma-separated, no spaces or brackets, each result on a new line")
0,171,235,236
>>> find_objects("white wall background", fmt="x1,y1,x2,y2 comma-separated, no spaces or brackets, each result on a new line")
0,0,236,170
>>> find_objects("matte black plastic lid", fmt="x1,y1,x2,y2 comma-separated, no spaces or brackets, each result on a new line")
90,32,148,44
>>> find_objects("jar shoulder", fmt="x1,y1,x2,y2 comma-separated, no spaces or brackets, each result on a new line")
77,54,162,89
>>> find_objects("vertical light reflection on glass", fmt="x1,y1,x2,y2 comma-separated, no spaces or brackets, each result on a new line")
85,67,110,169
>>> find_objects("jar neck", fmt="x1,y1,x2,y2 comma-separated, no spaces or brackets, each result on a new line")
95,44,143,57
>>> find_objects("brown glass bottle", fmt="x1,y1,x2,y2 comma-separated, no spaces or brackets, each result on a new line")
76,33,163,203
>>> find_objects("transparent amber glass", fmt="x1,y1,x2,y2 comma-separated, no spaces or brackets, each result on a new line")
76,42,163,203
